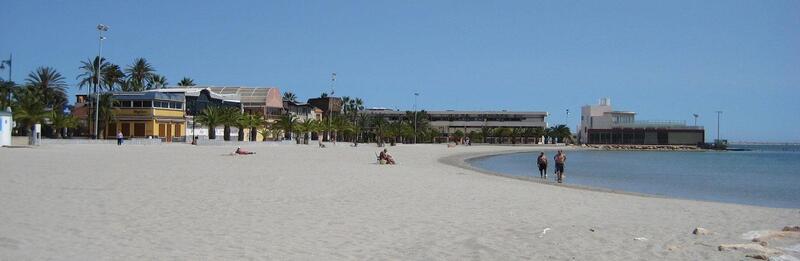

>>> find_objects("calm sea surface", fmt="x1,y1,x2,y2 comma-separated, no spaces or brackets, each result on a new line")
469,145,800,208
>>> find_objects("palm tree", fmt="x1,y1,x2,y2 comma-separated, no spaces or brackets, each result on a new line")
235,114,263,141
494,127,511,144
511,127,524,144
480,127,493,143
0,80,16,109
282,92,298,102
49,110,78,138
453,130,465,143
125,58,156,91
297,119,317,144
370,116,388,146
26,67,67,109
77,56,109,93
102,64,125,91
219,107,240,141
146,74,168,89
549,124,572,144
177,77,195,87
12,87,48,143
96,93,117,138
275,114,298,142
532,127,546,144
195,107,225,140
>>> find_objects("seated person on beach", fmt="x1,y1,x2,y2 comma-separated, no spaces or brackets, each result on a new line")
378,149,396,165
234,147,255,155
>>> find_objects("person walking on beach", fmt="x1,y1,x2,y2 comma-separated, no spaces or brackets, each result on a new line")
537,152,548,179
116,131,124,146
554,150,567,183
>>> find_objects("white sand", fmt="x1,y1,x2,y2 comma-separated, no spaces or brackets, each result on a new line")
0,143,798,260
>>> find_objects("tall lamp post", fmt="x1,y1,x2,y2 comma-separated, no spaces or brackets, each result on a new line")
715,111,722,142
693,113,699,126
94,24,109,139
413,92,419,144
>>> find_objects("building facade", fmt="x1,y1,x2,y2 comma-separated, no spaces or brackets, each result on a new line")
578,98,704,145
360,109,548,143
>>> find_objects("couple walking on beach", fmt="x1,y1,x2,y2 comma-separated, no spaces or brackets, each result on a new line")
537,150,567,183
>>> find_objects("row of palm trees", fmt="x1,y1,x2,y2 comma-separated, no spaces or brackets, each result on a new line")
194,106,263,141
1,67,72,139
77,56,196,93
1,56,197,139
462,125,573,144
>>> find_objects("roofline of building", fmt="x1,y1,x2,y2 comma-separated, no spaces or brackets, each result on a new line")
361,110,547,115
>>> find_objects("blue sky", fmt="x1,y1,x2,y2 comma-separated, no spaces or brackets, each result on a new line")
2,0,798,142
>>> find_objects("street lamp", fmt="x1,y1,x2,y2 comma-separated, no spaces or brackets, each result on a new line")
94,24,109,139
715,111,722,142
693,113,699,126
413,92,419,144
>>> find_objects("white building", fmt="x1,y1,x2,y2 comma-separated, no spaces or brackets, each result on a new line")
579,98,705,145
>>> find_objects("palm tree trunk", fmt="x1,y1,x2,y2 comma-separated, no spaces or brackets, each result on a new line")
224,125,231,141
208,127,216,140
238,128,245,141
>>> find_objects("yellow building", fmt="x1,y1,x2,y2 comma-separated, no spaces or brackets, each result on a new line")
105,92,187,141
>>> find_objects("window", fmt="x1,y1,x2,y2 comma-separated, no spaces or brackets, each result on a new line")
133,101,143,107
142,101,152,108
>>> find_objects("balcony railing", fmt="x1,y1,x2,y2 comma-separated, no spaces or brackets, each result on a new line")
614,120,703,129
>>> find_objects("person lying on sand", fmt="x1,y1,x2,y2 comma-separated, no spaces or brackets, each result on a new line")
378,149,396,165
234,147,255,155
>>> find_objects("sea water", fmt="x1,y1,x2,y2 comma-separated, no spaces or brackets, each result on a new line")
469,145,800,208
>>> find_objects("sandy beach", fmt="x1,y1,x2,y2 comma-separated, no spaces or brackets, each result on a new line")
0,143,798,260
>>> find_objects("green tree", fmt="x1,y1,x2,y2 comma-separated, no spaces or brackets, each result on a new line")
236,114,263,141
177,77,195,87
548,124,572,144
146,74,168,89
195,106,225,140
26,67,67,109
77,56,109,93
0,80,16,109
532,127,545,144
494,127,511,144
510,127,524,144
282,92,298,102
49,110,78,138
125,58,156,91
92,93,117,138
219,107,240,141
12,88,48,140
453,130,465,143
102,64,126,91
275,114,298,142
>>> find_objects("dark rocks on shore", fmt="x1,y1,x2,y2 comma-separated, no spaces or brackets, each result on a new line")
586,144,702,151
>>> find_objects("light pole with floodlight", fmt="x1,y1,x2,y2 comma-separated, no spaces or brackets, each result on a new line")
413,92,419,144
94,24,109,139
